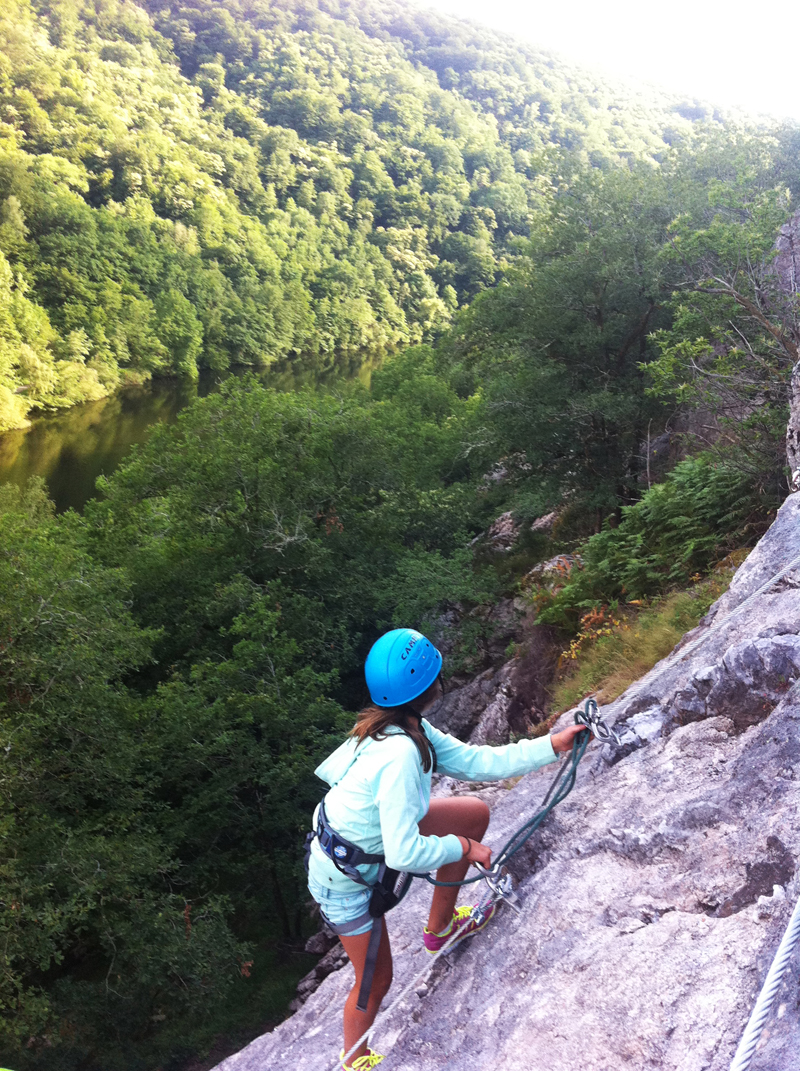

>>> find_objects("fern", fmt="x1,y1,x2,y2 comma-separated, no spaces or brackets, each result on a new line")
535,456,771,630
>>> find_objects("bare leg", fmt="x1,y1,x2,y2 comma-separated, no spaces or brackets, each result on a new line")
339,919,392,1067
418,796,490,934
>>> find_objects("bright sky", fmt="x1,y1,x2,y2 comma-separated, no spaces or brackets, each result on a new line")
420,0,800,122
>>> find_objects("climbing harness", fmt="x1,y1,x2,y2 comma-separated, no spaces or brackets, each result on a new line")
312,799,385,887
307,800,413,1012
729,886,800,1070
331,698,615,1070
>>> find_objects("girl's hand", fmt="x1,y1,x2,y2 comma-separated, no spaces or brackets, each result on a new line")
458,837,492,868
551,723,589,753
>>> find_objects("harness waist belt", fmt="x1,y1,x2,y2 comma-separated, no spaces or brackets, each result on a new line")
316,799,384,882
313,799,389,1012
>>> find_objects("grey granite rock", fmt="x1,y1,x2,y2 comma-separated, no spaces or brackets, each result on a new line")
427,669,496,740
214,494,800,1071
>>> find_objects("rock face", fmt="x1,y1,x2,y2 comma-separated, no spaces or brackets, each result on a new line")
214,495,800,1071
484,510,520,552
428,620,559,746
788,363,800,487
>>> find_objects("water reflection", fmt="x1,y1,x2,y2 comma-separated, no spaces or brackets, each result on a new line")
0,377,208,513
0,358,376,513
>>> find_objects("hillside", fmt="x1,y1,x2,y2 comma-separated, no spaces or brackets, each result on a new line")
213,490,800,1071
0,0,707,431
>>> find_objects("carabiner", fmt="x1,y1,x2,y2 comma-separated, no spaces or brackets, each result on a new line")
474,862,523,916
575,697,621,746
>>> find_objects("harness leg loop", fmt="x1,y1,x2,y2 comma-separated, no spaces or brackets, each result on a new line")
356,917,384,1012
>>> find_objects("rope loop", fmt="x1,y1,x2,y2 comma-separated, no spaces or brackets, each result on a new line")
423,698,605,888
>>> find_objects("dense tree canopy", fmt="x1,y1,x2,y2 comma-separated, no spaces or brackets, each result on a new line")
0,358,499,1069
0,0,710,431
3,3,800,1070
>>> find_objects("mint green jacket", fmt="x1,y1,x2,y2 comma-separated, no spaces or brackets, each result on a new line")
308,719,557,894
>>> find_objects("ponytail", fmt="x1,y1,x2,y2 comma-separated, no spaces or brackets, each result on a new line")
349,704,437,773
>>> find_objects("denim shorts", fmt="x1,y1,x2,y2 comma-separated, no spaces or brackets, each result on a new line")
308,871,372,935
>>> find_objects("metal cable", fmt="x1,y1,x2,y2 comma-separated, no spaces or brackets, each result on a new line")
729,890,800,1071
332,909,474,1071
636,551,800,693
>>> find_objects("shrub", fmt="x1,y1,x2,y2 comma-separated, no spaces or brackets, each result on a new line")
533,455,770,630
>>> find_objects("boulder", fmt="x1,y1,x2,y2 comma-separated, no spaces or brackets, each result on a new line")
524,554,581,591
213,494,800,1071
477,508,558,554
485,510,520,553
531,511,558,533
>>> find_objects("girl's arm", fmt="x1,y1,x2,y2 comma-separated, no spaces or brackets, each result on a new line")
424,719,582,781
372,736,465,873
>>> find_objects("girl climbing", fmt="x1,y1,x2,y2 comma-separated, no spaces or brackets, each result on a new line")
306,628,588,1069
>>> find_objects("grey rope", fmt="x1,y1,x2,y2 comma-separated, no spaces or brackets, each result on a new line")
729,888,800,1070
617,550,800,709
333,911,471,1070
674,550,800,665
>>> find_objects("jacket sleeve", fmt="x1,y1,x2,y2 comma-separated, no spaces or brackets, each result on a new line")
424,719,558,781
373,737,464,873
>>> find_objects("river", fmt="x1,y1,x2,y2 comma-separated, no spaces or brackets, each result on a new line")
0,360,375,513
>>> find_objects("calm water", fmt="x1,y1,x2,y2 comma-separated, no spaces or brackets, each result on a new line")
0,360,375,513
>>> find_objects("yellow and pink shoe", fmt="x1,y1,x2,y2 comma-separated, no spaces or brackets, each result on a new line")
422,902,497,954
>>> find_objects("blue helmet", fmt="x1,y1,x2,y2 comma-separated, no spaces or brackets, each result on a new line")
365,628,443,707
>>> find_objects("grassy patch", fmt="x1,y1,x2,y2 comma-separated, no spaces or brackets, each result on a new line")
549,553,747,713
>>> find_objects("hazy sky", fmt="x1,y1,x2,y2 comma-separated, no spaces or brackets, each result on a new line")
420,0,800,122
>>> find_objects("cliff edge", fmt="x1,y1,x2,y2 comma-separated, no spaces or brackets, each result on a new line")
215,494,800,1071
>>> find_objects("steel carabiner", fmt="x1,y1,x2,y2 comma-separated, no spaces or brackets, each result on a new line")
575,697,621,745
474,862,523,916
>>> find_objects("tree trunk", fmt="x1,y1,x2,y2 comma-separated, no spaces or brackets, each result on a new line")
269,864,293,940
787,360,800,489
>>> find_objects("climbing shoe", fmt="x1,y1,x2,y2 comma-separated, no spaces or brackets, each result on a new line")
423,902,497,954
339,1047,384,1069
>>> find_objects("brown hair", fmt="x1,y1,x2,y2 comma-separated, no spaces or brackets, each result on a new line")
349,705,437,773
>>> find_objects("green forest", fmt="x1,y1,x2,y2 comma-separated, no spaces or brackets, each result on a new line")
2,1,800,1069
2,0,714,431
